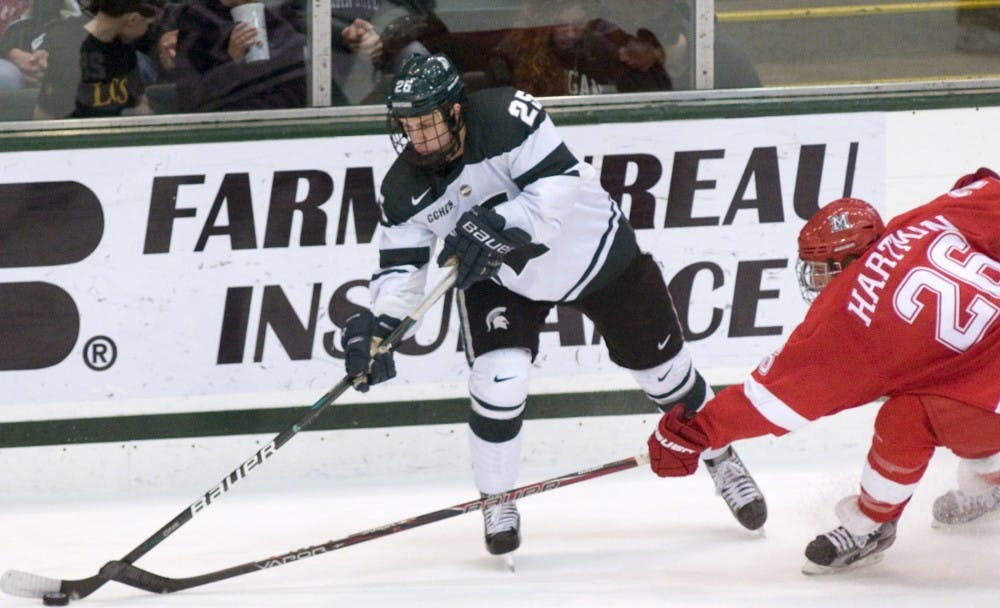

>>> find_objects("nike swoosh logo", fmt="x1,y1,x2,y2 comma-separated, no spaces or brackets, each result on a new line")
656,364,673,383
494,375,516,383
657,337,670,350
411,188,431,206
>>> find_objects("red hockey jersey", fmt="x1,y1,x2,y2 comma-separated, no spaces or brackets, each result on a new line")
698,170,1000,448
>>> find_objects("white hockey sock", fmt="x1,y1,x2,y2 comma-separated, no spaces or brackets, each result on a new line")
958,453,1000,494
468,430,523,495
835,494,881,535
701,446,729,461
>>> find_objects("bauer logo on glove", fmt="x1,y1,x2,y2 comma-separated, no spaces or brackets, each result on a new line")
459,219,522,256
647,405,710,477
437,206,531,290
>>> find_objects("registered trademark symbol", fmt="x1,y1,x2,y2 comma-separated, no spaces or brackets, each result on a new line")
83,335,117,371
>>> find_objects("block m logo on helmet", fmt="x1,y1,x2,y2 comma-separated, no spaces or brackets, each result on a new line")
829,211,851,233
0,182,104,370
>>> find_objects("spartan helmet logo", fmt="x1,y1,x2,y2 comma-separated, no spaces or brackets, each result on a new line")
829,211,851,232
485,306,509,332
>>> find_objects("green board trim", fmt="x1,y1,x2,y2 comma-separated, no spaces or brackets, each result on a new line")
1,87,998,152
0,388,683,448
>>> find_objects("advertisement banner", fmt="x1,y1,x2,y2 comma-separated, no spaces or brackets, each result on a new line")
0,112,885,421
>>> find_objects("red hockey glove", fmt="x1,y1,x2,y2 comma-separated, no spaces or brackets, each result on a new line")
647,405,710,477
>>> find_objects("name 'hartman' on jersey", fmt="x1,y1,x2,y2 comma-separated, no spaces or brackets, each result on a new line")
847,214,956,326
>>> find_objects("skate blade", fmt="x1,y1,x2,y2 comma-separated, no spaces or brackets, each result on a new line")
801,552,884,575
931,511,1000,530
500,553,516,572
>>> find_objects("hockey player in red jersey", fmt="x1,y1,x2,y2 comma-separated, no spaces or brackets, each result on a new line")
647,167,1000,573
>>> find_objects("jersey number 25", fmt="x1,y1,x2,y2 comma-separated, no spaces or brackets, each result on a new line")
508,90,543,127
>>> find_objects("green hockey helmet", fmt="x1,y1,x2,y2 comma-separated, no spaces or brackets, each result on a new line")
387,53,465,117
387,54,468,169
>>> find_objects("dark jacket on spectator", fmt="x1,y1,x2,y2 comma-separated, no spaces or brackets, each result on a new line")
36,14,147,117
174,0,306,112
0,0,68,58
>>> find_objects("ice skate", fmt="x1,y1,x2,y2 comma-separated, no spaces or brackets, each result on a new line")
802,520,897,574
704,446,767,530
482,494,521,557
932,486,1000,527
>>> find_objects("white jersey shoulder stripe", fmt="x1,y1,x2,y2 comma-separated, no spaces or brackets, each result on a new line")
508,115,564,181
742,376,811,432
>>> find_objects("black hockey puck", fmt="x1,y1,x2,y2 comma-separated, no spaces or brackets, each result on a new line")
42,591,70,606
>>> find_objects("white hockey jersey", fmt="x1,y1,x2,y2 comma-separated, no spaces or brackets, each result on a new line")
371,87,637,319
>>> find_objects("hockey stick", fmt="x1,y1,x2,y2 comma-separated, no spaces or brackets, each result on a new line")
1,268,457,602
97,452,650,594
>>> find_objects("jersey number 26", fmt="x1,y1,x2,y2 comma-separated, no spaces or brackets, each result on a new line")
895,230,1000,353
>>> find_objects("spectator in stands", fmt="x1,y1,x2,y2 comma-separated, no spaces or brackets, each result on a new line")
487,0,670,96
0,0,34,88
281,0,445,105
135,0,178,85
0,0,80,90
172,0,309,112
336,1,447,105
600,0,761,90
956,5,1000,53
33,0,161,118
0,0,30,36
126,1,179,113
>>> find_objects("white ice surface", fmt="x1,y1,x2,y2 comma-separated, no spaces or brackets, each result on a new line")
2,406,998,608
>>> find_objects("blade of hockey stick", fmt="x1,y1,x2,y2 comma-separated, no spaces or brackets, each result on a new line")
1,269,457,602
102,452,650,594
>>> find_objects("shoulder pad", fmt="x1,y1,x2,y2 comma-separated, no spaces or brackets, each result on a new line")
380,160,437,225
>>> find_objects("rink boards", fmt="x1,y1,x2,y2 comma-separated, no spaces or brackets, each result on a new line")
0,105,995,446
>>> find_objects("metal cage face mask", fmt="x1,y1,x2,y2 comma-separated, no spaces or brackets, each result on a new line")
796,258,843,304
388,105,464,170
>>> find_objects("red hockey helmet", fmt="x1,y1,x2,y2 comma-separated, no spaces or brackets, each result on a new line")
796,198,885,303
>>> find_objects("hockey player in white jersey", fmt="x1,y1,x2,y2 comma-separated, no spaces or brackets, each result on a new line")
341,53,767,556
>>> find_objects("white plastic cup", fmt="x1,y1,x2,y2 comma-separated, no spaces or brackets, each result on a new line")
230,2,270,63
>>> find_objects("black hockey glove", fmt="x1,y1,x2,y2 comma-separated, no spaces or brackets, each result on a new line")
436,206,531,290
341,310,401,392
